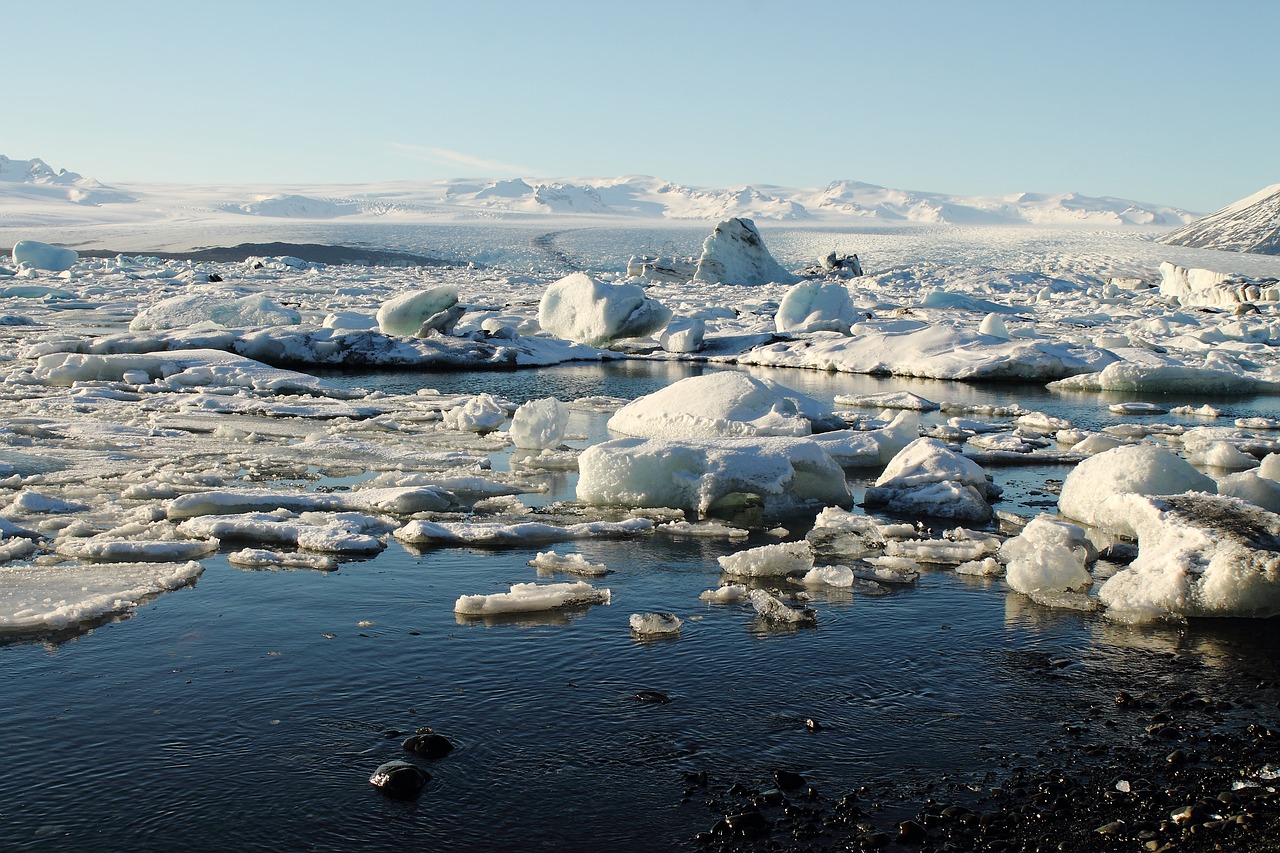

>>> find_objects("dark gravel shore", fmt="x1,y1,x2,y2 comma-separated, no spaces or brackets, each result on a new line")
690,621,1280,853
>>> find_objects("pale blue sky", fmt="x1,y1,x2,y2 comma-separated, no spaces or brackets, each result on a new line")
6,0,1275,212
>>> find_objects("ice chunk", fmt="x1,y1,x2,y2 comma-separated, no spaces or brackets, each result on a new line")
376,286,461,336
176,512,389,554
608,372,841,439
1097,493,1280,620
979,313,1011,339
537,272,672,346
130,292,301,331
0,561,202,634
699,583,748,603
55,535,218,562
1216,471,1280,514
453,581,610,615
863,437,995,523
528,550,611,576
1189,441,1256,470
629,612,682,636
12,240,77,272
442,393,507,433
1000,515,1093,595
577,436,851,516
801,565,856,587
747,588,816,625
166,486,452,519
717,541,814,577
657,520,749,539
833,391,939,412
509,397,569,449
1058,444,1216,529
8,492,87,514
659,317,705,353
775,280,856,334
693,218,800,286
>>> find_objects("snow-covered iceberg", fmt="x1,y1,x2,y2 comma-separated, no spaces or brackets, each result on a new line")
537,272,671,347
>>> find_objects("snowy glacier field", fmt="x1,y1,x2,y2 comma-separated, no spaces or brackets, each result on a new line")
4,221,1280,851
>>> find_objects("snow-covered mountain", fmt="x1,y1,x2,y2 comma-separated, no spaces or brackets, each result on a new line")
0,153,1195,227
1157,184,1280,255
0,154,135,205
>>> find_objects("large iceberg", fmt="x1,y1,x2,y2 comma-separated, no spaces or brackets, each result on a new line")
606,372,841,439
12,240,78,272
537,272,672,347
692,218,800,286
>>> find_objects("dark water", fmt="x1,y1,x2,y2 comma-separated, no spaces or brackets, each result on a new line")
4,361,1280,851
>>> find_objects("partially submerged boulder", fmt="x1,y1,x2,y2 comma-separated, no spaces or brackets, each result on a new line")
537,272,672,347
693,218,800,286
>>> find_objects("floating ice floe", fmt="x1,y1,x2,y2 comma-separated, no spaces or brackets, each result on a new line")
395,517,653,546
577,436,851,515
537,272,671,347
1057,444,1216,529
692,218,800,286
0,560,203,633
453,581,611,616
657,520,749,539
718,540,814,577
659,317,705,353
226,548,339,571
833,391,940,412
863,437,998,523
1048,350,1280,395
528,550,611,576
699,583,748,603
1216,470,1280,514
442,392,507,433
176,512,391,553
130,291,301,331
805,507,886,561
1097,493,1280,621
606,372,842,439
629,612,682,636
55,533,219,562
733,322,1112,381
166,486,454,519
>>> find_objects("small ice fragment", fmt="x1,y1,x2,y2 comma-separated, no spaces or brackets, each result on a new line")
453,581,611,615
699,584,747,603
629,612,683,636
528,550,611,576
717,541,814,577
748,589,817,625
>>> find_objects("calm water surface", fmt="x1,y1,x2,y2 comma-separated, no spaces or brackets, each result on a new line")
4,361,1280,851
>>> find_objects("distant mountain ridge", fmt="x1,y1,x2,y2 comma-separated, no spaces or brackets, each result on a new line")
1157,184,1280,255
0,153,1196,226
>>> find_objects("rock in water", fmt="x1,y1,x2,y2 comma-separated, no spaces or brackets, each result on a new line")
368,760,429,799
12,240,78,272
693,218,800,285
402,731,455,759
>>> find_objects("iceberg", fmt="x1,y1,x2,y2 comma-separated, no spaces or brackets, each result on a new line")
537,272,671,347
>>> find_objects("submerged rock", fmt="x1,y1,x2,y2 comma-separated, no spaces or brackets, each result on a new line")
402,731,455,759
368,759,429,799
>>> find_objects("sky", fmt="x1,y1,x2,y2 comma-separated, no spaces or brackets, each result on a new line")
5,0,1276,213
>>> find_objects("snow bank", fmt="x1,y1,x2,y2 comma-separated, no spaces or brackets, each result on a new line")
577,436,851,515
863,437,996,523
775,280,856,334
1057,444,1216,529
1098,493,1280,620
607,372,839,439
0,561,202,633
537,272,671,346
454,581,610,615
131,292,301,331
693,218,800,285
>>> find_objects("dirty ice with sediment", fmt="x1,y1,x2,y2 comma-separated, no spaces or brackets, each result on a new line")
4,155,1280,638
